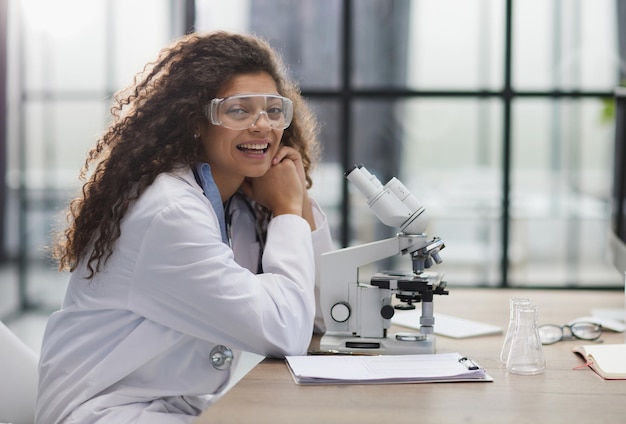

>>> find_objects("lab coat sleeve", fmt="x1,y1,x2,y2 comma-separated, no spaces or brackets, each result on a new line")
228,195,335,334
127,197,316,358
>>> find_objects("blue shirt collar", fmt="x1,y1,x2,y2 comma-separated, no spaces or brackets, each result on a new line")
194,163,228,244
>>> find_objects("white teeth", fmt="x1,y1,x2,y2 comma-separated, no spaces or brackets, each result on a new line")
238,143,268,150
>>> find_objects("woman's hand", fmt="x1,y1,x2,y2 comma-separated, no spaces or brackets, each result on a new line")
242,146,316,230
271,146,307,193
271,146,316,230
241,150,303,217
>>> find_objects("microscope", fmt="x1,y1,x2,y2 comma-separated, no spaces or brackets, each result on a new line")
320,165,448,355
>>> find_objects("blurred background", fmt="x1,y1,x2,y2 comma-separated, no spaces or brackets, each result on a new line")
1,0,625,348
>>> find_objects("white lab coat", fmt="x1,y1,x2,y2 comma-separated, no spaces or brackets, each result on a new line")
35,167,334,424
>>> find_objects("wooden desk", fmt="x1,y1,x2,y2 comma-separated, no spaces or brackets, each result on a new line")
195,288,626,424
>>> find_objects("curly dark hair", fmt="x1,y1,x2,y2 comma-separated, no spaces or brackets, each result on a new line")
53,31,320,277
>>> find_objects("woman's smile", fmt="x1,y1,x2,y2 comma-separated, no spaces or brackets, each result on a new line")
236,141,270,155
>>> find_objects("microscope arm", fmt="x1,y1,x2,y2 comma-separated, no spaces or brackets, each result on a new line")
320,234,431,335
320,237,399,336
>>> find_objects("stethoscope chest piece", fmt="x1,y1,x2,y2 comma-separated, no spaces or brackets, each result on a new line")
210,345,234,371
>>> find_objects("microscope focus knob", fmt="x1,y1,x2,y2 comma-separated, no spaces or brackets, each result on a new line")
381,305,395,320
330,302,351,323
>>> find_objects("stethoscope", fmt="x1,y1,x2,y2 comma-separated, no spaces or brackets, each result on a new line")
214,194,266,370
210,345,234,371
192,174,265,370
224,192,266,274
192,168,266,273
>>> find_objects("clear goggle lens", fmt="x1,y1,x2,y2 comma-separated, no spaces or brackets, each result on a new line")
208,94,293,130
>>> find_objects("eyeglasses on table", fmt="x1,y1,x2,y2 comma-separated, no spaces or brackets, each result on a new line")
537,322,602,345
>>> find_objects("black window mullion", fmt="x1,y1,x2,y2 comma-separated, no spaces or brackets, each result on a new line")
501,0,514,287
339,0,353,248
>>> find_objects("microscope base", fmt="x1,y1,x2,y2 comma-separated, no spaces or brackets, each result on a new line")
320,333,436,355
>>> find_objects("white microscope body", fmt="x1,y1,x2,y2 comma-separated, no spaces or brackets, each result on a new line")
320,165,447,355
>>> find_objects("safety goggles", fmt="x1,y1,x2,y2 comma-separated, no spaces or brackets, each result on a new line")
537,322,602,345
207,94,293,130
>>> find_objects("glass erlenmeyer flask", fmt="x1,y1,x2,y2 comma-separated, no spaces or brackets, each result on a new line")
506,303,546,375
499,298,532,365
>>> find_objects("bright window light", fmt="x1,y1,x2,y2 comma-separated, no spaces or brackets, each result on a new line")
21,0,96,38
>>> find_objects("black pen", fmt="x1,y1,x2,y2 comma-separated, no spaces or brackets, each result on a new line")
307,349,379,356
459,356,480,370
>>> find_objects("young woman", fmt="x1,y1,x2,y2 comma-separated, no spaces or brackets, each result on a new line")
35,31,333,424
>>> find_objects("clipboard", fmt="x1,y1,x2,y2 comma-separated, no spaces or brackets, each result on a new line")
285,352,494,385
